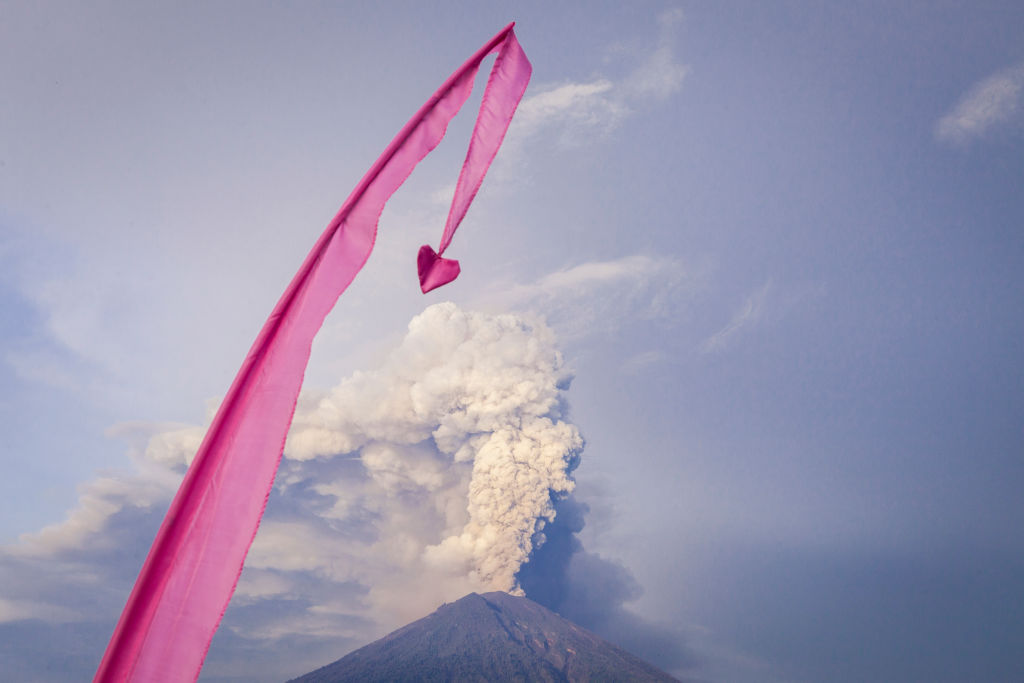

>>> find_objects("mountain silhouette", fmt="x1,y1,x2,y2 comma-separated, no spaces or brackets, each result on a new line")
287,591,678,682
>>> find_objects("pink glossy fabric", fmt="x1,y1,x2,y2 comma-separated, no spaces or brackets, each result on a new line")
95,24,530,682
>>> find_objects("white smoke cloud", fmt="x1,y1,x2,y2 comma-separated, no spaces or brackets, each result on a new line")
272,302,582,615
422,416,579,591
0,302,583,679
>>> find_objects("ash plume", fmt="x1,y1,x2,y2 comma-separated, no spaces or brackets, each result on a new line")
2,302,664,681
281,302,582,599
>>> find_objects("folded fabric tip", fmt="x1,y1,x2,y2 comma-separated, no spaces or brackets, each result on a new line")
418,244,461,293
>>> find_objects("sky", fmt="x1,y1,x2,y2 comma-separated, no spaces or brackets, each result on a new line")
2,1,1023,681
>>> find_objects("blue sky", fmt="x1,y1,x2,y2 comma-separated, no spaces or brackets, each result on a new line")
2,2,1023,681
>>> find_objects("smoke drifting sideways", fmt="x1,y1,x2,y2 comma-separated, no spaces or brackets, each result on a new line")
517,496,694,675
0,302,684,681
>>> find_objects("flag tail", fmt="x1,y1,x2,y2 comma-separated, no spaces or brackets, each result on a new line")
95,23,530,682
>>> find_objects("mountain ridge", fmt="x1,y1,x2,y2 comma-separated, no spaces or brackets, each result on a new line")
287,591,678,682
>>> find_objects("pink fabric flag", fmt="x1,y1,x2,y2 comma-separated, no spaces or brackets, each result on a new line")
95,23,530,682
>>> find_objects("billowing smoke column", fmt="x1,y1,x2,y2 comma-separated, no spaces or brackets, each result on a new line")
2,302,694,682
283,302,582,595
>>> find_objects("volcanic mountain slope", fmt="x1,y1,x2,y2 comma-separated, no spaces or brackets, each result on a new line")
287,591,678,682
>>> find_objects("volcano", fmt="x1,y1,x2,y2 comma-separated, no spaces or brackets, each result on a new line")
287,591,678,682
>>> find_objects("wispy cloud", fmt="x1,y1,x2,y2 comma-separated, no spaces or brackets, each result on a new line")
509,9,688,146
478,254,705,343
701,281,772,354
512,79,627,142
620,350,669,375
622,8,689,101
935,62,1024,144
0,597,80,625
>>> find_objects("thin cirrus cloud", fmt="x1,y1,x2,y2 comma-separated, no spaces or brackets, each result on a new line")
509,9,688,145
619,350,669,375
701,281,773,354
477,254,704,343
935,61,1024,144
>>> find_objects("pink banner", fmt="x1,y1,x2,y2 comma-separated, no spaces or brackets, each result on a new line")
95,23,530,682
